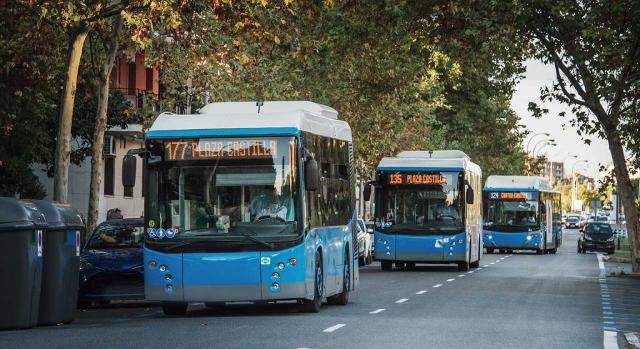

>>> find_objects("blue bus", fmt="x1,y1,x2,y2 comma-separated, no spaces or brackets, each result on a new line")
364,150,482,271
482,176,562,254
123,101,358,314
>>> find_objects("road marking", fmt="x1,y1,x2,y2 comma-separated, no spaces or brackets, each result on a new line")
500,257,505,260
433,284,442,288
490,262,495,265
323,324,346,333
458,274,465,277
483,265,489,267
496,260,501,263
395,298,408,304
446,278,455,282
467,271,474,274
416,290,427,295
604,330,618,349
369,308,386,314
476,267,482,270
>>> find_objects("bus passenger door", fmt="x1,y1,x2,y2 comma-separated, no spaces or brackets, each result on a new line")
545,199,553,247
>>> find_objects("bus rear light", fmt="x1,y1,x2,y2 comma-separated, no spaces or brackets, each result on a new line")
289,258,297,266
148,260,156,268
272,282,280,290
159,265,167,272
526,235,532,241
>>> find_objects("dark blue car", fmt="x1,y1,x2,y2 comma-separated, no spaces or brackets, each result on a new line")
78,218,145,307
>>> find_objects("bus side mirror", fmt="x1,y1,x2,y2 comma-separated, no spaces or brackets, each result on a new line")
122,155,137,188
466,187,474,205
363,182,372,202
304,159,319,191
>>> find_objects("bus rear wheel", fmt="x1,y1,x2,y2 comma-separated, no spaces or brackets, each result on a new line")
486,248,494,254
381,261,393,271
328,249,350,306
162,302,188,316
301,251,323,313
458,261,470,271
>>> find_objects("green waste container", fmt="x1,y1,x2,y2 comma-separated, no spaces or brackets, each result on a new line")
31,201,84,325
0,197,47,330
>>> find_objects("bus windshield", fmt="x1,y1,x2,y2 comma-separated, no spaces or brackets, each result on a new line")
484,198,539,231
145,136,299,249
377,171,463,234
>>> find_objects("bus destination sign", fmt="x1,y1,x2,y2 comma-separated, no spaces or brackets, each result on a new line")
489,192,531,200
164,139,277,161
387,173,448,185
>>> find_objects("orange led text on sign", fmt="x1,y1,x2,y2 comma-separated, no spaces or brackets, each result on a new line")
389,173,447,185
500,192,528,199
164,140,277,161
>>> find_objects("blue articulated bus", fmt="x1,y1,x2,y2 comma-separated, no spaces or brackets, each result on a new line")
365,150,482,271
122,101,358,314
482,176,562,254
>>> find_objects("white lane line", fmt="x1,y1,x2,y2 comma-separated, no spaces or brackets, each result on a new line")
495,260,500,262
369,308,386,314
483,265,489,267
597,253,606,277
323,324,346,333
476,267,482,270
458,274,465,277
467,271,474,274
433,284,442,288
446,278,455,282
490,262,495,265
604,330,618,349
500,257,505,260
416,290,427,295
395,298,408,304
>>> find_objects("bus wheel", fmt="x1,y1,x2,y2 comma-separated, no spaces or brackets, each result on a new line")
486,248,494,254
406,262,416,270
162,302,188,316
458,261,470,271
536,249,544,255
301,251,323,313
381,261,393,271
328,250,350,305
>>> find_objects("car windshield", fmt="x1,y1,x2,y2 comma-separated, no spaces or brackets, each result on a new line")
377,172,463,234
146,137,299,245
586,224,613,236
87,223,145,248
568,217,579,222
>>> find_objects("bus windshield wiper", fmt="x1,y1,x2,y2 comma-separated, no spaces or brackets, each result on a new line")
240,233,275,249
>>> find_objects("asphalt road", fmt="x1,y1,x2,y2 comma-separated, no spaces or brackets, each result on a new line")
0,229,607,349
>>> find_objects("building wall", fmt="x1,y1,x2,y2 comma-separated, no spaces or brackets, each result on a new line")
33,134,144,224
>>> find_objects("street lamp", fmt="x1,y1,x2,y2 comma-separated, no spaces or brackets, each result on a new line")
532,139,555,155
526,132,551,153
570,159,589,212
535,142,556,157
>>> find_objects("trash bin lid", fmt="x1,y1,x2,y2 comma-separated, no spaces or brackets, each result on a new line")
30,200,85,230
0,197,47,232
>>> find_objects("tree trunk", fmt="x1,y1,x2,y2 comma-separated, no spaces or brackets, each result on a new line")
606,131,640,273
87,16,123,233
53,28,89,203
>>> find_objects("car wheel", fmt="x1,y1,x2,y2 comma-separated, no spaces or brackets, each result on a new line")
162,302,188,316
328,249,350,306
381,261,393,271
549,248,557,254
77,298,91,309
301,251,323,313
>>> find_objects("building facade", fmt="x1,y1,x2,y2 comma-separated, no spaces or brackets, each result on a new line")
544,161,565,183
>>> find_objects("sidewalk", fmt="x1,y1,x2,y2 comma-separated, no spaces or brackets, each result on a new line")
603,257,640,349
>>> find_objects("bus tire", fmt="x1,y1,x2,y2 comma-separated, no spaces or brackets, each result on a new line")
162,302,188,316
381,261,393,271
301,251,323,313
536,249,543,255
458,261,470,271
486,248,494,254
406,262,416,270
328,249,350,306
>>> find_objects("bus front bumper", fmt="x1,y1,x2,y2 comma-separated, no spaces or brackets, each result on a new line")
483,231,543,250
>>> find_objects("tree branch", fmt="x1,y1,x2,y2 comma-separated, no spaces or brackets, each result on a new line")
553,61,588,108
610,28,640,118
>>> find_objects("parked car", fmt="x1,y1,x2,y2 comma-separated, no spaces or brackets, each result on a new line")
565,215,581,229
356,217,373,265
78,218,145,307
577,222,615,254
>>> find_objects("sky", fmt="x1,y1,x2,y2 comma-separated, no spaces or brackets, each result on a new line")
510,59,612,180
